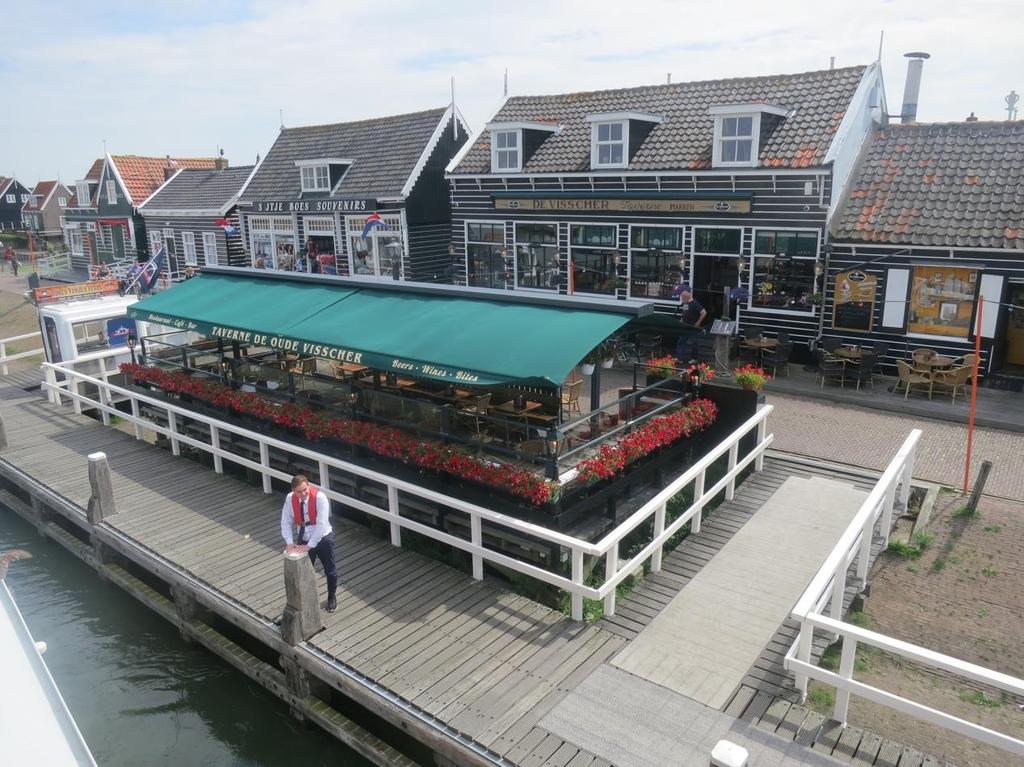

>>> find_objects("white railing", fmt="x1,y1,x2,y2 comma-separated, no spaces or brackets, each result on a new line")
41,359,773,621
785,430,1024,758
0,332,44,375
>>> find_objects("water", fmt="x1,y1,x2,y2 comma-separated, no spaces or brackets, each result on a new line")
0,507,371,767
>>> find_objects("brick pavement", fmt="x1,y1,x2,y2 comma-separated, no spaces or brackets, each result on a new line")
765,392,1024,502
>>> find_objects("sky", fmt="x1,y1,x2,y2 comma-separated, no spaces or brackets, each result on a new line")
2,0,1022,185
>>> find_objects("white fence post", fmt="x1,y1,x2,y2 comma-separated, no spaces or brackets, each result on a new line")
167,411,181,456
97,358,111,425
651,502,666,571
72,374,82,415
130,397,142,440
830,563,848,621
1,342,7,376
794,624,813,698
856,519,872,583
258,441,272,494
880,483,897,540
754,415,768,472
386,485,402,548
470,513,483,580
832,635,858,724
571,549,584,621
45,366,58,404
899,448,916,508
692,469,705,534
210,424,223,474
725,442,739,500
603,545,619,616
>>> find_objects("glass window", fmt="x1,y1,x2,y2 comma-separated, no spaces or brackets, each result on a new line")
594,121,626,167
908,266,978,338
694,227,742,254
182,232,197,266
750,257,816,312
467,222,504,243
202,231,218,266
300,165,330,192
106,180,117,204
5,194,14,204
251,231,274,269
346,214,403,278
719,115,754,163
754,230,818,257
467,222,506,288
72,319,109,354
20,193,29,203
76,182,90,206
492,131,520,171
58,196,67,207
629,226,682,300
571,224,618,295
515,223,558,290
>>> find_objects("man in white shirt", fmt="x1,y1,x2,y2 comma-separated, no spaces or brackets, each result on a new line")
280,474,337,612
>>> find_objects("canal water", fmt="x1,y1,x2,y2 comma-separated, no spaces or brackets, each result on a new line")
0,506,370,766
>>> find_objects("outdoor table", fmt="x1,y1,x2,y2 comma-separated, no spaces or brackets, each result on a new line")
913,355,955,372
742,337,778,349
332,362,370,378
833,346,863,360
381,377,418,391
495,400,543,417
405,385,472,404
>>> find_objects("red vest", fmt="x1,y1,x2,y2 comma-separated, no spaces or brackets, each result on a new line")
291,486,318,526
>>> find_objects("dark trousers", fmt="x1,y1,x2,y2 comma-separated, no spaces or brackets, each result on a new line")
676,330,699,362
307,532,338,599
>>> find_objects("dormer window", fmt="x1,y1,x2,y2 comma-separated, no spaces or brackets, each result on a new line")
106,179,117,204
295,158,352,193
593,122,626,167
710,103,789,168
492,130,521,172
76,181,91,206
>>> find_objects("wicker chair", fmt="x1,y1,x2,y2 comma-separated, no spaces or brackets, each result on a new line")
816,349,846,388
561,379,583,418
895,360,933,400
930,365,973,404
910,348,937,370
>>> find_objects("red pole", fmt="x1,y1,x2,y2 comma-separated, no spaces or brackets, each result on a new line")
963,299,984,493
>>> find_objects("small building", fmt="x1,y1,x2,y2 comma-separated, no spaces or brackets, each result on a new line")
236,106,468,282
0,177,32,231
62,154,219,272
828,120,1024,383
446,65,885,349
138,164,254,276
21,181,74,244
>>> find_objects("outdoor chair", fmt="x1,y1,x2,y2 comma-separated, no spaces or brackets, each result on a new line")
454,393,492,441
955,352,979,369
848,352,877,391
764,342,792,377
738,342,761,365
895,360,933,400
775,330,790,344
561,379,583,419
743,325,764,342
930,365,973,404
816,349,846,388
288,357,317,391
822,337,842,354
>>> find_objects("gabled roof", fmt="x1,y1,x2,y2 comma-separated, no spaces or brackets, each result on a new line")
0,177,14,197
22,181,57,212
108,154,219,205
139,165,254,214
69,159,105,207
238,107,452,202
833,121,1024,250
451,65,867,175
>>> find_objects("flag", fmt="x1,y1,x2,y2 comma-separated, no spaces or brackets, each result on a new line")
360,213,391,240
215,218,239,235
123,247,166,294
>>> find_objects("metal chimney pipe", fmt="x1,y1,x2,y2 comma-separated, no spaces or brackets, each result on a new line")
900,52,930,123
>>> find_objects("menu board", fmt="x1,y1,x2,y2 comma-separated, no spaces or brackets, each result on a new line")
832,270,878,332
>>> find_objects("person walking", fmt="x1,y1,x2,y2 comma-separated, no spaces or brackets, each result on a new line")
280,474,337,612
674,286,707,362
2,245,12,273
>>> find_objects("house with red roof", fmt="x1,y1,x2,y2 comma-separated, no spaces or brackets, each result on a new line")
61,153,218,272
21,181,73,244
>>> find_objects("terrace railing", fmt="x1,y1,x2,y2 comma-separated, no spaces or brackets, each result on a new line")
42,357,773,621
0,331,44,376
784,430,1024,758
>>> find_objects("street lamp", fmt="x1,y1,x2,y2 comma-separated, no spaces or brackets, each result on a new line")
126,332,137,365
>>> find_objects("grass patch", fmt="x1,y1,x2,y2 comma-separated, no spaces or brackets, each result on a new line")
888,540,923,559
983,524,1003,533
959,690,1001,708
846,611,871,628
981,566,999,577
912,530,934,551
953,504,979,519
806,685,835,714
930,557,946,572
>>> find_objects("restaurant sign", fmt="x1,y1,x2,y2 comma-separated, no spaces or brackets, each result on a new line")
250,198,377,214
132,314,489,385
33,279,121,305
832,270,878,332
494,197,752,214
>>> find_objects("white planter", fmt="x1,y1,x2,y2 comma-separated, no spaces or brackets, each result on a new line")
601,358,614,369
581,363,596,376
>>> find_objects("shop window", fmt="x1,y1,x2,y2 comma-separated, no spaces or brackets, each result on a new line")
694,227,742,254
715,115,754,165
629,226,682,300
491,130,520,172
346,214,403,278
76,182,90,206
514,223,558,290
749,257,816,313
754,229,818,258
592,121,626,168
571,224,618,295
303,217,336,274
908,265,978,338
467,221,506,289
300,164,330,193
182,232,197,266
252,231,274,269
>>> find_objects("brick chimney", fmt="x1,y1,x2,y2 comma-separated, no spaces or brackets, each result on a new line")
164,155,176,181
214,148,229,170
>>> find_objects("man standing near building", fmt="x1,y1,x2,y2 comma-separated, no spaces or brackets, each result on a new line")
280,474,337,612
675,286,707,361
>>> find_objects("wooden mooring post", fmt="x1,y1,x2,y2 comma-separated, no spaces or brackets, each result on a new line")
281,550,323,644
86,451,117,565
966,459,993,515
0,412,7,451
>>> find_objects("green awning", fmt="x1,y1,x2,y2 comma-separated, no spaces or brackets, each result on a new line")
129,273,634,387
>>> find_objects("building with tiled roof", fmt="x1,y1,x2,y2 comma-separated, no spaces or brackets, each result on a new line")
139,165,254,274
21,180,73,242
0,177,31,231
61,153,218,273
446,64,885,354
827,120,1024,384
236,106,469,282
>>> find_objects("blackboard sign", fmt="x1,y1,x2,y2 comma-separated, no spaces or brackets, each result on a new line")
833,270,878,332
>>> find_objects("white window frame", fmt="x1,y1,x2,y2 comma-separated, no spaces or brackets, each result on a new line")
148,230,163,255
626,224,685,303
569,221,620,299
713,114,758,168
202,231,218,266
745,226,821,316
345,214,404,278
20,193,29,203
182,231,198,266
300,164,331,193
591,120,628,169
58,196,68,207
76,182,91,206
490,130,521,173
512,220,559,292
691,225,746,257
5,194,14,204
464,219,508,289
106,179,117,204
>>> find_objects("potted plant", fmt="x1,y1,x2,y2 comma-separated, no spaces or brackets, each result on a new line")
733,364,771,391
645,355,678,380
581,345,604,375
600,339,615,369
686,362,715,394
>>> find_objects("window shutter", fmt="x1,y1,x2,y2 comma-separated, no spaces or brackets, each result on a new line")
976,274,1004,339
880,268,910,331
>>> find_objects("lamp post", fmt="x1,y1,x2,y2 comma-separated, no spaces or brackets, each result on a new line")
126,332,137,366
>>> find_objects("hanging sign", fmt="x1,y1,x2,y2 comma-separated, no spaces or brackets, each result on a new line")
33,279,121,305
250,199,377,214
832,270,878,332
494,197,751,213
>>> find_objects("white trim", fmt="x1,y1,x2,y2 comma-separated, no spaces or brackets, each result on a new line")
904,332,971,343
299,164,331,193
746,226,821,316
446,95,510,174
490,129,522,174
235,156,266,202
977,274,1002,339
105,179,117,205
182,231,198,266
823,62,880,165
464,218,508,287
0,178,14,197
831,241,1018,256
590,120,629,170
448,167,830,180
712,113,759,168
585,111,663,124
512,219,560,292
709,103,789,117
136,168,183,212
294,158,354,167
104,153,134,206
202,231,218,266
75,181,92,208
484,120,560,133
139,208,222,217
402,104,464,198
